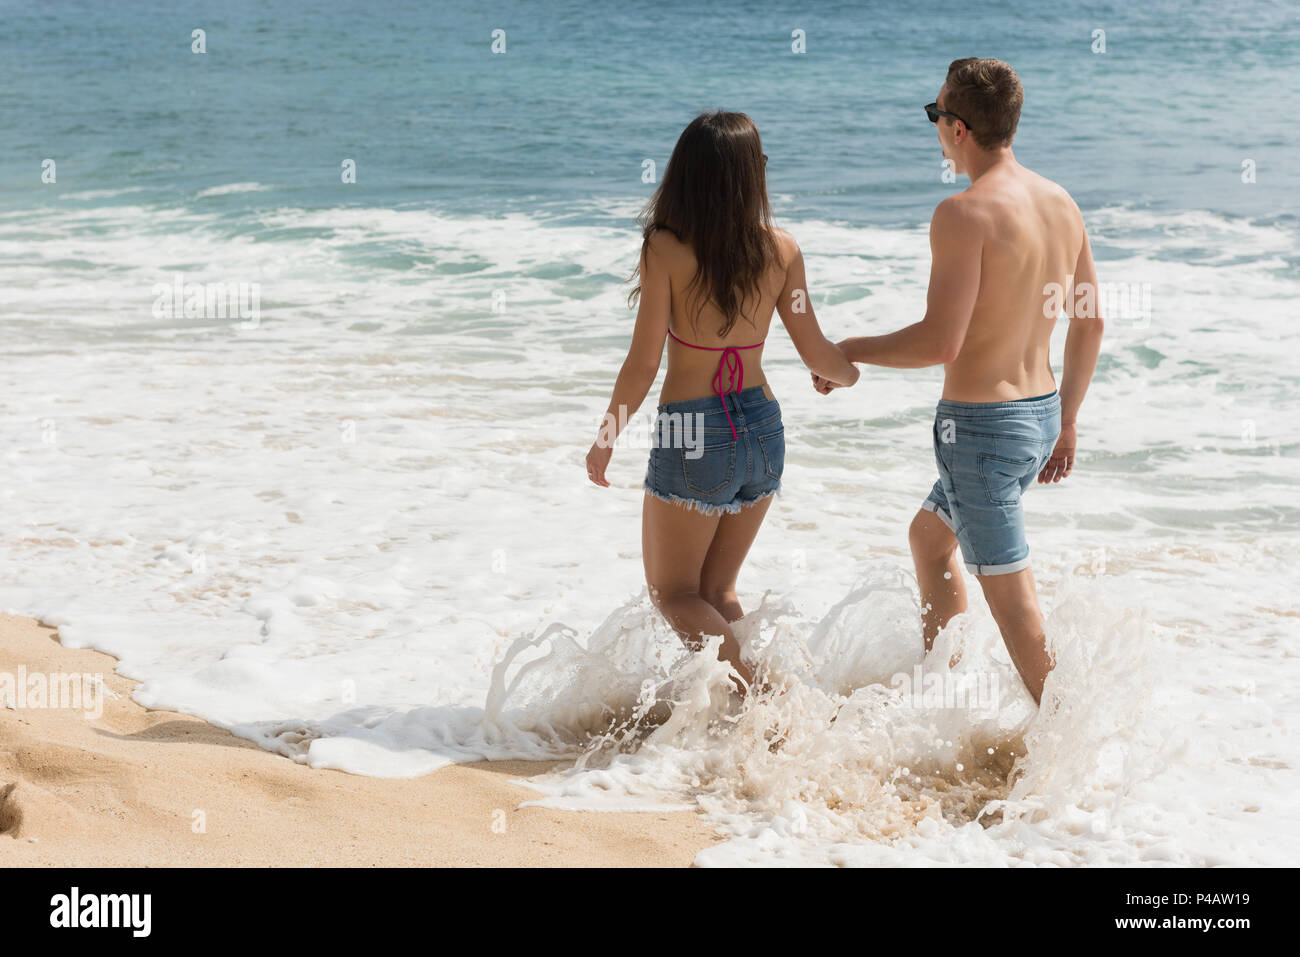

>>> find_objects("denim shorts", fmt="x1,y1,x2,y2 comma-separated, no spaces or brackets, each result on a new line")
644,385,784,515
922,391,1061,576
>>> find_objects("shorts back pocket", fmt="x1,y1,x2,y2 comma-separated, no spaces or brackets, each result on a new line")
978,451,1038,507
682,440,736,495
757,427,785,480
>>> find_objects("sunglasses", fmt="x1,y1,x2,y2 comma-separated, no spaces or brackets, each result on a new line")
925,102,973,131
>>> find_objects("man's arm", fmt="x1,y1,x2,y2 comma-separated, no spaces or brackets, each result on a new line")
1039,220,1104,483
839,197,982,368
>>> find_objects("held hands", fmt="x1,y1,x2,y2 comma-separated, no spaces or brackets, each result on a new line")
811,372,842,394
811,338,860,395
1038,422,1077,483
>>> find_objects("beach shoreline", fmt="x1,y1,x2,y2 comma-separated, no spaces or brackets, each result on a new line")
0,614,717,867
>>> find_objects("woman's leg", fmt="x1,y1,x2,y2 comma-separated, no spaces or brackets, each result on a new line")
642,493,753,691
699,497,774,622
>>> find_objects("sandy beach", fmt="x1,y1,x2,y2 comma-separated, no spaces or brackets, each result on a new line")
0,614,717,867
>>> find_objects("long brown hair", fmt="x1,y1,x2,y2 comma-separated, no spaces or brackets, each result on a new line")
628,111,778,338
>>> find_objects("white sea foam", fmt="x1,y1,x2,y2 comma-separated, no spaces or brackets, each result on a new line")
195,182,274,198
58,186,152,201
0,201,1296,865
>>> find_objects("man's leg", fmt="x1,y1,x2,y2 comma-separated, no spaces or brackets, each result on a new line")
908,509,967,652
974,566,1053,704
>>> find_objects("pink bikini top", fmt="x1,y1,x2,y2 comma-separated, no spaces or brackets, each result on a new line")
667,327,764,440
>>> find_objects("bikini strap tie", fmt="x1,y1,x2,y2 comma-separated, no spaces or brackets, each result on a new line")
667,328,762,441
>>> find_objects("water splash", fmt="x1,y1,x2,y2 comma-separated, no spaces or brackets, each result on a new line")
480,565,1178,863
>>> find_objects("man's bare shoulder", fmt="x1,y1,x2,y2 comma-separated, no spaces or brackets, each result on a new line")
931,192,991,238
957,167,1084,236
1022,168,1084,222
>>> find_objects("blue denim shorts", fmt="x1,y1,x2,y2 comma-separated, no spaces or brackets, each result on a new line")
644,385,784,515
922,391,1062,576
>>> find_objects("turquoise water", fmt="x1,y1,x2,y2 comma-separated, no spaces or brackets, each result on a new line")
3,0,1295,225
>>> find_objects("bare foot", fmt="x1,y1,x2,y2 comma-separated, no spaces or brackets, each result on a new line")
719,639,753,695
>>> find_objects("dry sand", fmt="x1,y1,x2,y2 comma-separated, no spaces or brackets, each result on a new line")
0,614,718,866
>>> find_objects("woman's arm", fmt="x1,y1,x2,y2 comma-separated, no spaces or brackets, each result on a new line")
586,236,670,486
775,238,860,386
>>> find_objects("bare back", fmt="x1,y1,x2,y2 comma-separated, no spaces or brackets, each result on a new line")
652,228,793,405
942,165,1084,402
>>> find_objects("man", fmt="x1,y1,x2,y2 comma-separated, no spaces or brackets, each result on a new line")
816,57,1104,704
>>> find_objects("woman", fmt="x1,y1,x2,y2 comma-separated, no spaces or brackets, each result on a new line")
585,111,859,692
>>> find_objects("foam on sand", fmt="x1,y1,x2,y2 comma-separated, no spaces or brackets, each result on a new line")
0,614,716,866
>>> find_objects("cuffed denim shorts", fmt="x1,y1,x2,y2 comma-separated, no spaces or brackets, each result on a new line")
644,385,784,515
922,391,1061,576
